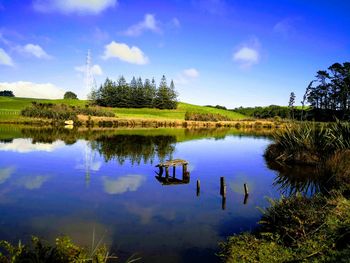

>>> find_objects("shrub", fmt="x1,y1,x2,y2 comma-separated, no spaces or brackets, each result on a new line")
20,103,115,121
76,106,115,117
265,121,350,165
0,236,114,262
185,111,231,122
219,194,350,263
21,103,77,121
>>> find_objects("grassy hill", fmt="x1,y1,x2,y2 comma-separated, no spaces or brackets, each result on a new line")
0,97,246,122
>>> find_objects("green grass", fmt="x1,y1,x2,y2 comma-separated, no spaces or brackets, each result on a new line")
0,97,246,121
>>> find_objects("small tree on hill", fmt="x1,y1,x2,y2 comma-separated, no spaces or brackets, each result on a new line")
288,92,296,120
0,90,14,97
64,91,78,100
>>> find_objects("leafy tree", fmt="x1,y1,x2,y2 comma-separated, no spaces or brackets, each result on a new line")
0,90,14,97
305,62,350,120
63,91,78,99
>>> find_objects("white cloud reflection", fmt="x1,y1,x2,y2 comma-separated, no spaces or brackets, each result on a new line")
16,175,50,190
0,139,64,153
0,166,15,184
102,174,145,195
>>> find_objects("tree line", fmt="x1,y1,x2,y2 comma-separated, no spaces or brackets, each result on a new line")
90,75,178,109
303,62,350,120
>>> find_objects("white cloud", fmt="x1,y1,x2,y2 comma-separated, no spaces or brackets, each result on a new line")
233,47,259,67
102,41,149,65
0,139,65,153
233,38,261,69
175,68,200,85
102,175,145,195
74,64,103,75
273,18,300,38
17,44,52,59
0,81,65,99
171,17,181,28
124,14,161,36
193,0,227,15
183,68,199,78
33,0,117,14
0,48,14,66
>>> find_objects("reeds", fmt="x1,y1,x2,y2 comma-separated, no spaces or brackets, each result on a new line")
265,121,350,164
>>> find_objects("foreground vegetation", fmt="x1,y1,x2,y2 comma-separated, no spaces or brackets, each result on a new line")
220,121,350,262
265,121,350,165
219,194,350,262
0,236,117,263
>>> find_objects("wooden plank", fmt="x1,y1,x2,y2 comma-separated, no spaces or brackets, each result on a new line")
156,159,188,167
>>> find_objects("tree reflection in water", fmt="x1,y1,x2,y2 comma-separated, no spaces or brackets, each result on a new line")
266,160,331,196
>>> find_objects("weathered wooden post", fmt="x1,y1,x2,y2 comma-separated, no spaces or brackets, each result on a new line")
165,166,169,178
196,179,200,196
244,183,249,195
220,177,226,196
243,193,249,205
222,196,226,210
183,164,188,177
173,166,176,178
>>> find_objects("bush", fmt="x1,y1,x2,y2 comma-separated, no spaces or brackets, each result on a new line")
219,194,350,263
21,103,77,121
185,111,231,122
0,236,114,262
0,90,14,97
264,121,350,165
20,103,115,121
76,106,115,117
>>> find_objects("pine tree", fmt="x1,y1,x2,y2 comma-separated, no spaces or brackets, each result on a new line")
144,78,156,108
153,75,178,109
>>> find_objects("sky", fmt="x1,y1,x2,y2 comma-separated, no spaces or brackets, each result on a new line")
0,0,349,107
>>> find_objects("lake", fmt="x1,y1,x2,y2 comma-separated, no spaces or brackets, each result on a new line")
0,126,316,262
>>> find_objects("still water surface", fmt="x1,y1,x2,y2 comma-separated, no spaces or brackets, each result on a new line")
0,127,310,262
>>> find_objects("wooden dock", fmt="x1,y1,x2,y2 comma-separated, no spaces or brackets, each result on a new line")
155,159,190,185
156,159,188,168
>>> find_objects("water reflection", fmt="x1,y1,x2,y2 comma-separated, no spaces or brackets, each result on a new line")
0,126,293,263
91,135,176,165
0,167,14,184
266,160,326,196
102,175,146,195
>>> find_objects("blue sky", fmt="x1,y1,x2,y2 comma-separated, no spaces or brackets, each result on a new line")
0,0,349,107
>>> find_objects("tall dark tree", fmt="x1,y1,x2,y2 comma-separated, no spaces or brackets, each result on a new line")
144,78,156,108
304,62,350,120
153,75,178,109
288,92,296,120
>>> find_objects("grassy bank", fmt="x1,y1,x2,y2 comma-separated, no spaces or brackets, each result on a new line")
0,97,246,124
0,235,120,263
220,121,350,262
219,194,350,262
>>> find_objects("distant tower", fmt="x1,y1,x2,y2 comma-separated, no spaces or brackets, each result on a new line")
85,50,97,93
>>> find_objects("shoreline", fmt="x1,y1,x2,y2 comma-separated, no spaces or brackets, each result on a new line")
0,115,286,129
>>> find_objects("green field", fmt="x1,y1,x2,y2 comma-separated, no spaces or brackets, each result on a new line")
0,97,246,121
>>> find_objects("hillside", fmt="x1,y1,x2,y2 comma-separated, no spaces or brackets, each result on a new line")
0,97,246,122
